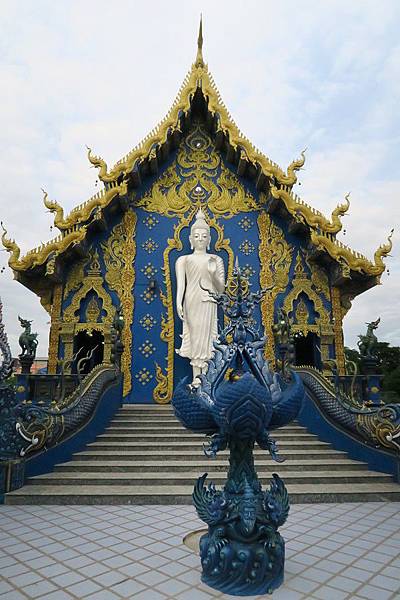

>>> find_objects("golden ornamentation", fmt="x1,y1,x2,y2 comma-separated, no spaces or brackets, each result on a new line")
47,283,63,374
88,53,302,188
43,183,127,231
63,251,114,325
309,228,393,277
257,213,292,365
63,257,88,300
331,286,346,375
356,407,400,452
1,222,88,272
135,124,259,218
85,296,101,323
294,298,310,336
304,255,331,301
101,222,125,292
101,216,137,393
120,212,137,396
271,186,350,235
283,251,331,334
153,364,170,404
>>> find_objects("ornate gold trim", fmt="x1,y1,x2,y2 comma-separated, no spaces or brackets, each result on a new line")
43,182,127,231
258,212,293,365
331,286,346,375
1,222,87,272
88,55,303,187
120,211,137,397
271,186,350,235
47,284,63,374
283,252,331,333
309,229,393,277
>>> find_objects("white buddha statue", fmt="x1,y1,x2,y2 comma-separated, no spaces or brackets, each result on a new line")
175,210,225,384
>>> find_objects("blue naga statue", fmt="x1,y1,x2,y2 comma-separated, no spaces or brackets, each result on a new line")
172,262,305,596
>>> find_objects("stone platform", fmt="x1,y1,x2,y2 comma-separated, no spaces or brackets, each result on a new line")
0,503,399,599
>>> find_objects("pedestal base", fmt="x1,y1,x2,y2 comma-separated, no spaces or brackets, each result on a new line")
199,530,285,596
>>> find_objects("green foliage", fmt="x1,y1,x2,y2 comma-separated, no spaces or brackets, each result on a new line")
383,366,400,402
374,343,400,374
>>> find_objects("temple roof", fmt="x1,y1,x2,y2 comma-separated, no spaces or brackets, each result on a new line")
1,19,393,310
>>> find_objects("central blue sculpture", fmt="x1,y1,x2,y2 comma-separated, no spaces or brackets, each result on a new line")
172,262,305,596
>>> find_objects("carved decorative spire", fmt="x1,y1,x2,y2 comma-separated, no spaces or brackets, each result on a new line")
195,15,204,68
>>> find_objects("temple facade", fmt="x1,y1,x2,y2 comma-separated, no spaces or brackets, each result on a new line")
1,26,392,404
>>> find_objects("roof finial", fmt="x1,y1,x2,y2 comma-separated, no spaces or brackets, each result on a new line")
195,14,204,67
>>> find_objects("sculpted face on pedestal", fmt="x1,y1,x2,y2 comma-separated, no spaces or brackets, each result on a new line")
175,210,225,384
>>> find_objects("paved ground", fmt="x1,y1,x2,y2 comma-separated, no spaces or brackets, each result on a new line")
0,503,399,600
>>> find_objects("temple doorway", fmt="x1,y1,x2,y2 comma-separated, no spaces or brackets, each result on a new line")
72,330,104,375
294,332,321,369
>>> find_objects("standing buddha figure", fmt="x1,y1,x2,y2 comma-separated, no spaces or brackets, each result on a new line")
175,210,225,384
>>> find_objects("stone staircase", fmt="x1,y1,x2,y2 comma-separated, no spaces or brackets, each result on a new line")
5,404,400,504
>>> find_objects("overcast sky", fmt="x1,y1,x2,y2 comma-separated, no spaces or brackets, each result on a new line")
0,0,399,357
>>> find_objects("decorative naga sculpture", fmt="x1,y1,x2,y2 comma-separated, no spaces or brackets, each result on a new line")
175,209,225,384
357,318,380,358
18,316,38,358
0,297,13,381
172,262,304,596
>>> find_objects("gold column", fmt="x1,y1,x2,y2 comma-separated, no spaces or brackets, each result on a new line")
120,211,137,397
47,284,63,374
257,212,275,366
331,286,346,375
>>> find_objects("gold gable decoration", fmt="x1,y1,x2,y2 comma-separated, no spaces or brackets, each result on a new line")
135,124,259,218
283,251,332,335
63,250,114,325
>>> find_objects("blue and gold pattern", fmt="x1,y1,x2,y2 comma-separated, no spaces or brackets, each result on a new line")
238,216,254,232
140,286,156,305
139,340,156,358
140,262,158,279
239,240,255,255
139,314,157,331
242,264,255,279
143,215,159,230
142,238,159,254
135,368,152,385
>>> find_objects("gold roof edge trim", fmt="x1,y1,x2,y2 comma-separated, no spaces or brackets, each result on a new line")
1,221,87,273
271,186,351,234
309,228,393,277
42,180,127,232
87,44,304,186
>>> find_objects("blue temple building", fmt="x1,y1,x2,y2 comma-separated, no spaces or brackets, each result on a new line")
2,27,392,406
1,22,399,508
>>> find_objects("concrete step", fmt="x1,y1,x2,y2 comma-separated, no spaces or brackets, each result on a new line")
71,449,344,461
27,471,392,486
54,458,369,473
6,403,398,505
96,432,319,441
87,436,329,452
6,482,400,505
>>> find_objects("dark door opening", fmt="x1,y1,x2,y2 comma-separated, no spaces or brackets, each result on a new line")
294,332,320,369
72,330,104,375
